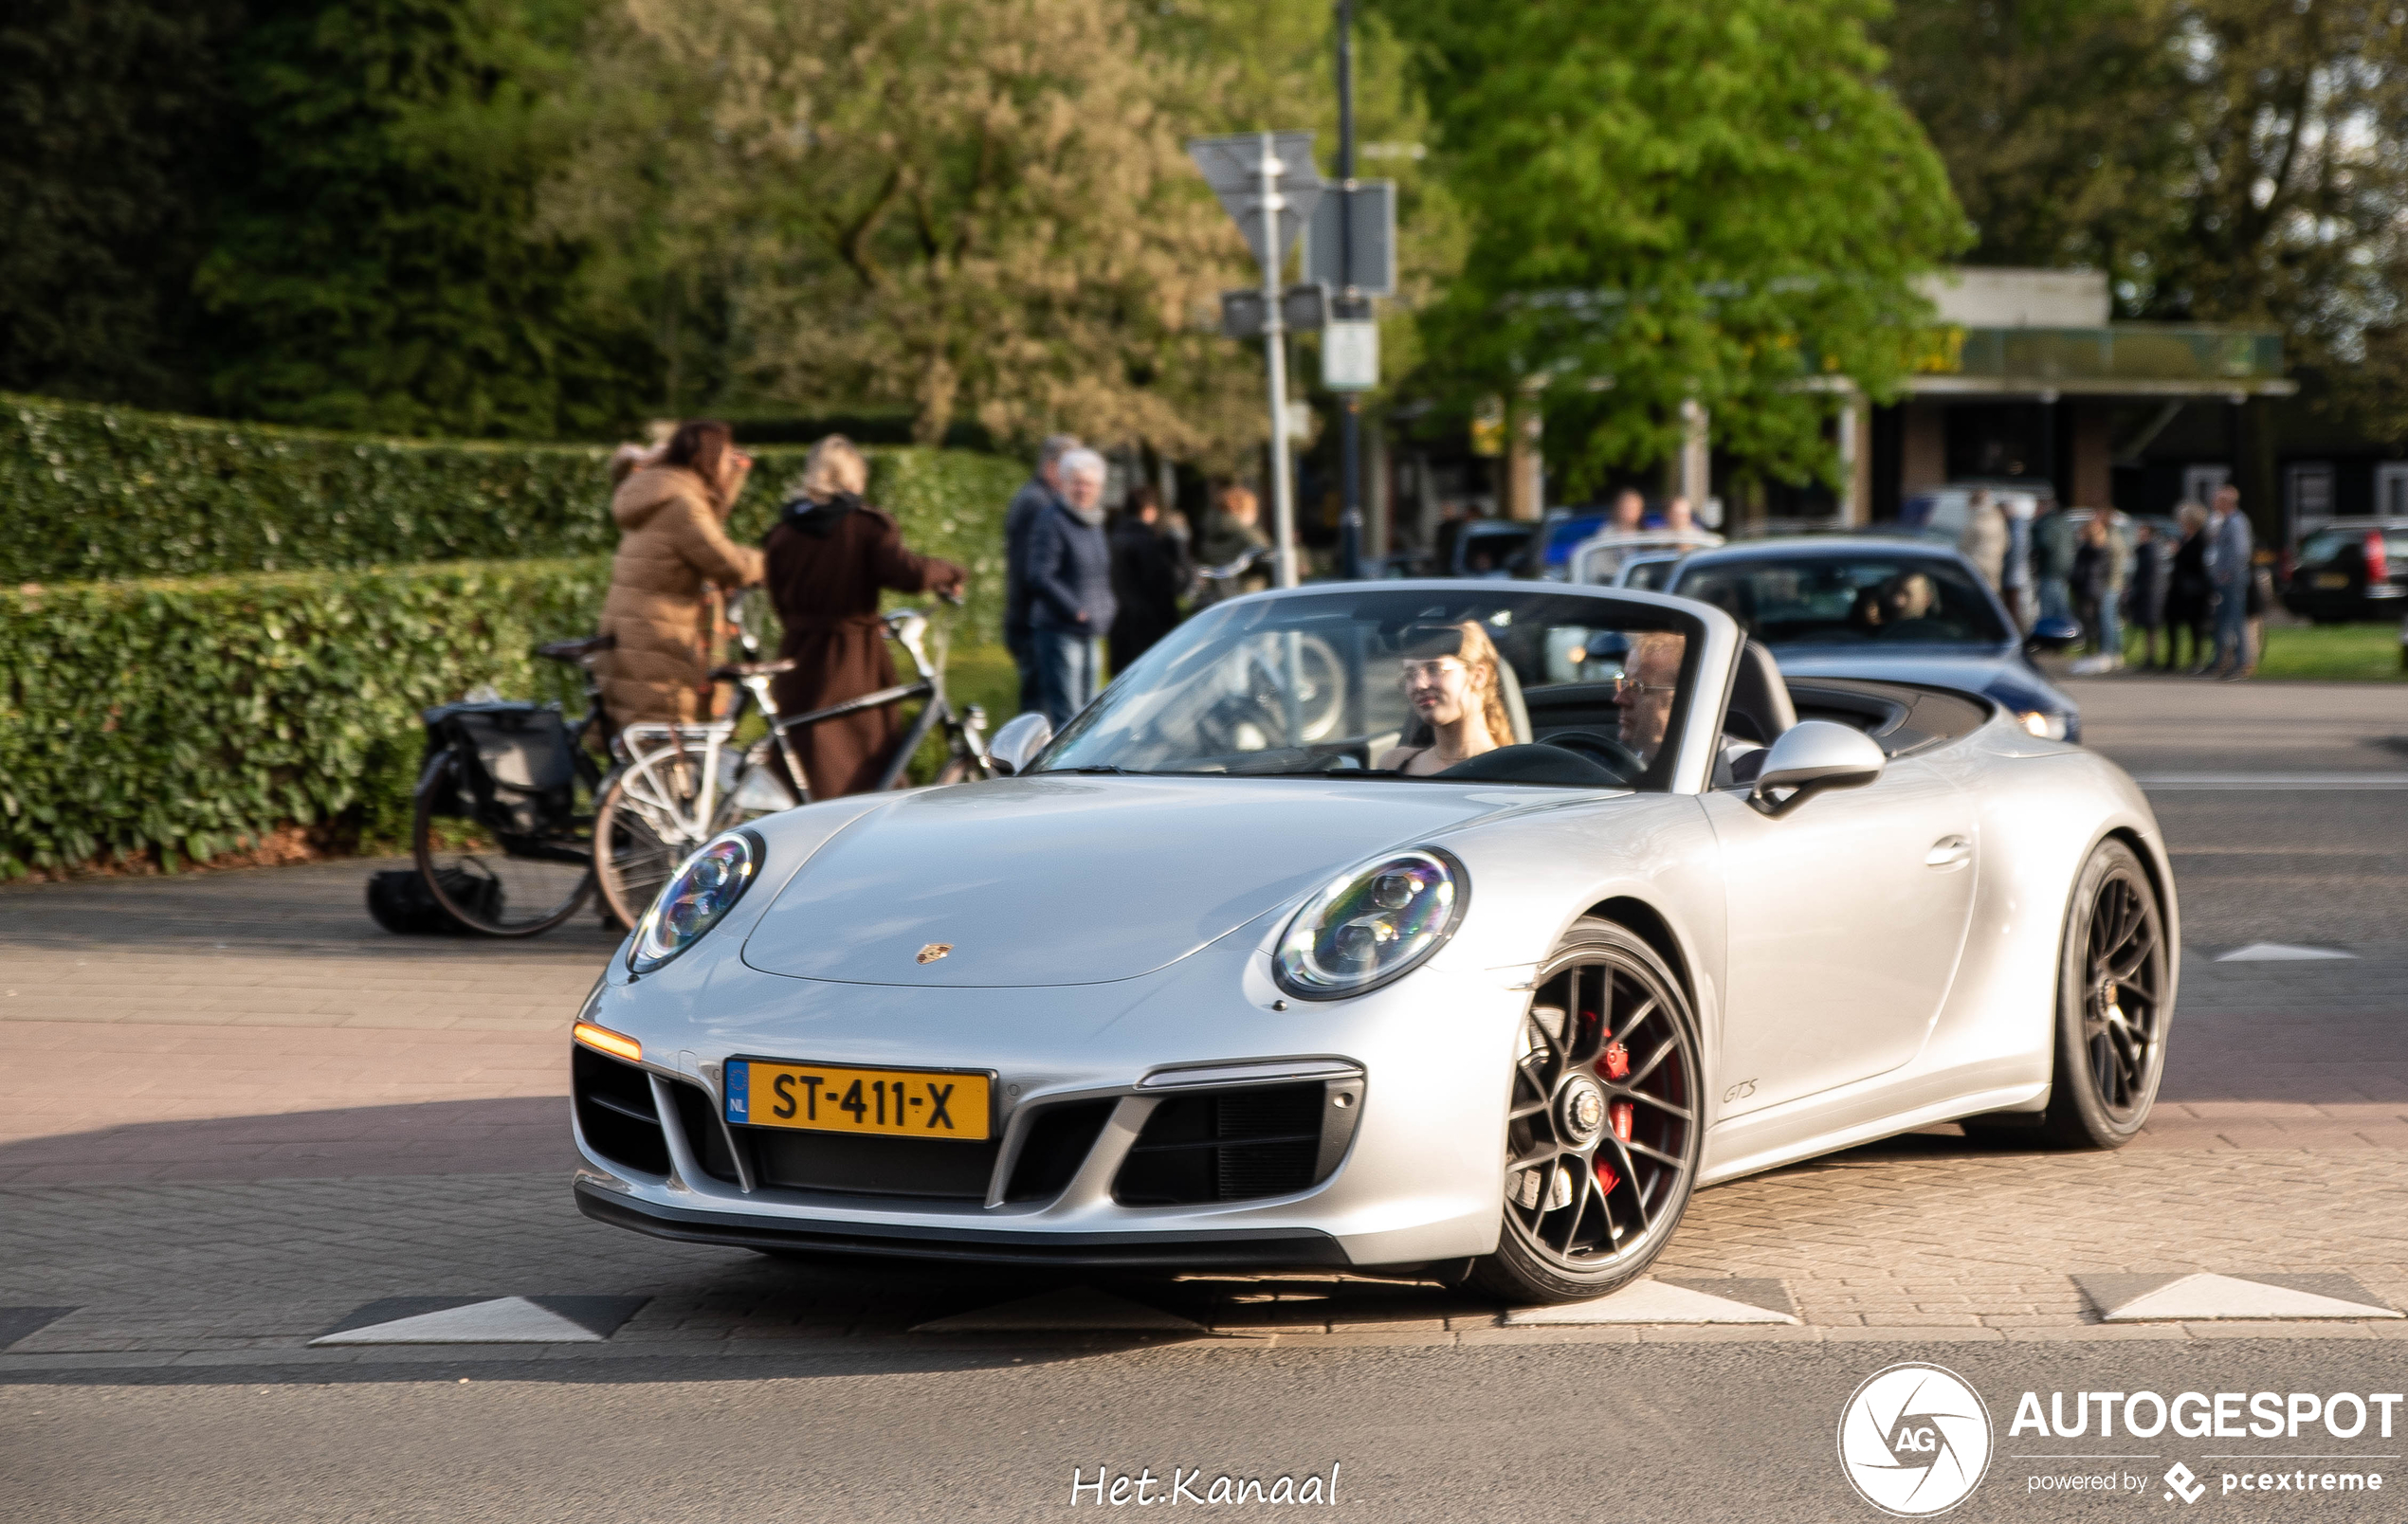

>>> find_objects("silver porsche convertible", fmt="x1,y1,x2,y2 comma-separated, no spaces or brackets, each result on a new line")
570,581,2176,1304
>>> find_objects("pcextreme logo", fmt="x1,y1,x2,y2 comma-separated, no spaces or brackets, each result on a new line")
1838,1362,1995,1516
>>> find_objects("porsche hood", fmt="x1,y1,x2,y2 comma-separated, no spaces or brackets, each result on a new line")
739,775,1519,988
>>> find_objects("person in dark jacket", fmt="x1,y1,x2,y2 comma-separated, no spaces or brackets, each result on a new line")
1108,483,1188,674
2164,500,2214,672
760,435,965,799
1025,448,1116,726
1002,434,1081,715
2125,520,2171,669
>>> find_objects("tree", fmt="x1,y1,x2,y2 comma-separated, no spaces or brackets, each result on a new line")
1885,0,2408,433
550,0,1268,456
0,0,241,409
195,0,650,439
1375,0,1967,493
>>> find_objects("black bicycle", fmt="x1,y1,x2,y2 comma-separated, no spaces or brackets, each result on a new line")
591,600,991,930
408,634,617,936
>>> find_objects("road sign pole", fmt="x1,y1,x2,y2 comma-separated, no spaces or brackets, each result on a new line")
1258,130,1300,590
1335,0,1364,581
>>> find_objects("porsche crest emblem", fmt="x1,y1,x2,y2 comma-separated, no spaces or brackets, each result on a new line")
916,943,953,965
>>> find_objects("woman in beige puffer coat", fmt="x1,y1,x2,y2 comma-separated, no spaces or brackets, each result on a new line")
593,420,764,725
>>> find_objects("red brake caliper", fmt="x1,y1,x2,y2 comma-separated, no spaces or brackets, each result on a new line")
1594,1040,1633,1193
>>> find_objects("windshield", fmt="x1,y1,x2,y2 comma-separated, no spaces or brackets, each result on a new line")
1672,554,2010,647
1039,589,1701,789
2298,528,2406,564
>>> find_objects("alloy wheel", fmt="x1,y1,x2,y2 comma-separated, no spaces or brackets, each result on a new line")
1501,935,1701,1275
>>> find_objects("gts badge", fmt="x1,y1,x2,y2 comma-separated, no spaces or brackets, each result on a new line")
1721,1079,1757,1104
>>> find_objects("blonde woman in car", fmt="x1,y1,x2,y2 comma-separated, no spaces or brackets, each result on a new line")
1377,623,1513,774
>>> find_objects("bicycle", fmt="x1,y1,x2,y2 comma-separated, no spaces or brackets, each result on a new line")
408,633,618,937
591,600,991,930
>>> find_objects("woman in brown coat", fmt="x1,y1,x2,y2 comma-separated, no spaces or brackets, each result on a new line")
593,421,764,725
762,435,967,799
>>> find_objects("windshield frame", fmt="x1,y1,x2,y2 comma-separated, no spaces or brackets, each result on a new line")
1028,582,1725,792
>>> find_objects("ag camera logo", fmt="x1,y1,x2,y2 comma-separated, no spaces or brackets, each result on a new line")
1838,1362,1994,1515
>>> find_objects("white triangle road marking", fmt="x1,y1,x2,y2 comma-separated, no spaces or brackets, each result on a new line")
2100,1274,2402,1323
1505,1279,1798,1326
310,1297,607,1345
912,1285,1203,1334
2215,942,2357,962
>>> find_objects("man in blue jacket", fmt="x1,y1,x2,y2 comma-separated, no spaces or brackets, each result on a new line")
1004,433,1081,714
1024,449,1118,726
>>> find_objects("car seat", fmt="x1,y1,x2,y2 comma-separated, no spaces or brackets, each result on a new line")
1722,640,1795,746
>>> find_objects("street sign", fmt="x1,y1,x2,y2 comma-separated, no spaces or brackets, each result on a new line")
1303,180,1396,297
1186,132,1323,270
1220,285,1333,339
1323,318,1379,391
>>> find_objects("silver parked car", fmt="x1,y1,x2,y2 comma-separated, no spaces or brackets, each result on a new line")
572,581,2176,1304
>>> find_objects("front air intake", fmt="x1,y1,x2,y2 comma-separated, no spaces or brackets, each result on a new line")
1112,1083,1336,1206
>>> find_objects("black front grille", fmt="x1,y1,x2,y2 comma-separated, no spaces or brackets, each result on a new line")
746,1129,999,1201
1003,1100,1115,1204
1113,1083,1330,1206
668,1081,742,1183
575,1045,669,1176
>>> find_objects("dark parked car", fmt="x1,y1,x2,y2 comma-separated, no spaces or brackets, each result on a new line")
1669,537,2083,742
2282,521,2408,624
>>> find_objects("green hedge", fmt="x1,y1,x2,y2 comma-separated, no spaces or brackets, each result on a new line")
0,392,1022,641
0,558,613,876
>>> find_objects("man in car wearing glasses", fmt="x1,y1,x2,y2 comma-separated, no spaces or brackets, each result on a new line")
1614,630,1685,769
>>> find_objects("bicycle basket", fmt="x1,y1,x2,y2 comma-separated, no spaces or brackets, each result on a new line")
420,700,577,838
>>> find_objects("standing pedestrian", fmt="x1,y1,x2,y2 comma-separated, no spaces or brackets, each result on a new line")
1108,483,1188,674
2125,520,2171,669
1004,434,1081,716
2166,500,2215,672
2033,497,2077,628
1199,483,1273,593
2000,495,2035,628
2207,484,2253,679
1608,488,1645,535
1957,488,2009,592
593,420,763,725
1025,449,1116,726
2068,517,2111,674
760,435,966,799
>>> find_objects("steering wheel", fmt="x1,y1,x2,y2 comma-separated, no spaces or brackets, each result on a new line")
1538,728,1644,783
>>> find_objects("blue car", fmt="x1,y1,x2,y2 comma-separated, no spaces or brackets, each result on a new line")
1667,537,2081,741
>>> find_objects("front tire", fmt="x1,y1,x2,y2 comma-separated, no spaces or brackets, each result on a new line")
2038,838,2170,1148
1471,919,1705,1305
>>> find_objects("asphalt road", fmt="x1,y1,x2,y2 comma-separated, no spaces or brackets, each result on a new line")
5,673,2406,1523
7,1341,2405,1522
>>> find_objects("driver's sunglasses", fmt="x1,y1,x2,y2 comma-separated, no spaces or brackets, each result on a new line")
1397,658,1468,683
1608,677,1677,701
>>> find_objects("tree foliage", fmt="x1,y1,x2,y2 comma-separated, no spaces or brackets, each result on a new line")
196,0,652,439
0,0,240,409
1885,0,2408,433
1377,0,1967,492
548,0,1271,456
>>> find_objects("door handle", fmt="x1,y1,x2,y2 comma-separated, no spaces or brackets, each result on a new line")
1925,834,1972,869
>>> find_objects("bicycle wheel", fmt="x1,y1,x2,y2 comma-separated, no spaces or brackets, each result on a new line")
593,743,712,932
410,751,594,937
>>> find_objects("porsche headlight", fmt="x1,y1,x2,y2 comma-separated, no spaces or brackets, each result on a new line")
1273,848,1467,1000
629,831,759,974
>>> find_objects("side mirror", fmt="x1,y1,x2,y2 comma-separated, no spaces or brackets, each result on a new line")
1749,720,1886,818
987,712,1053,776
2024,615,2083,654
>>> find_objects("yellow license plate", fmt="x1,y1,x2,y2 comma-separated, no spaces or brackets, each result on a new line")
724,1060,992,1142
2315,572,2351,589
